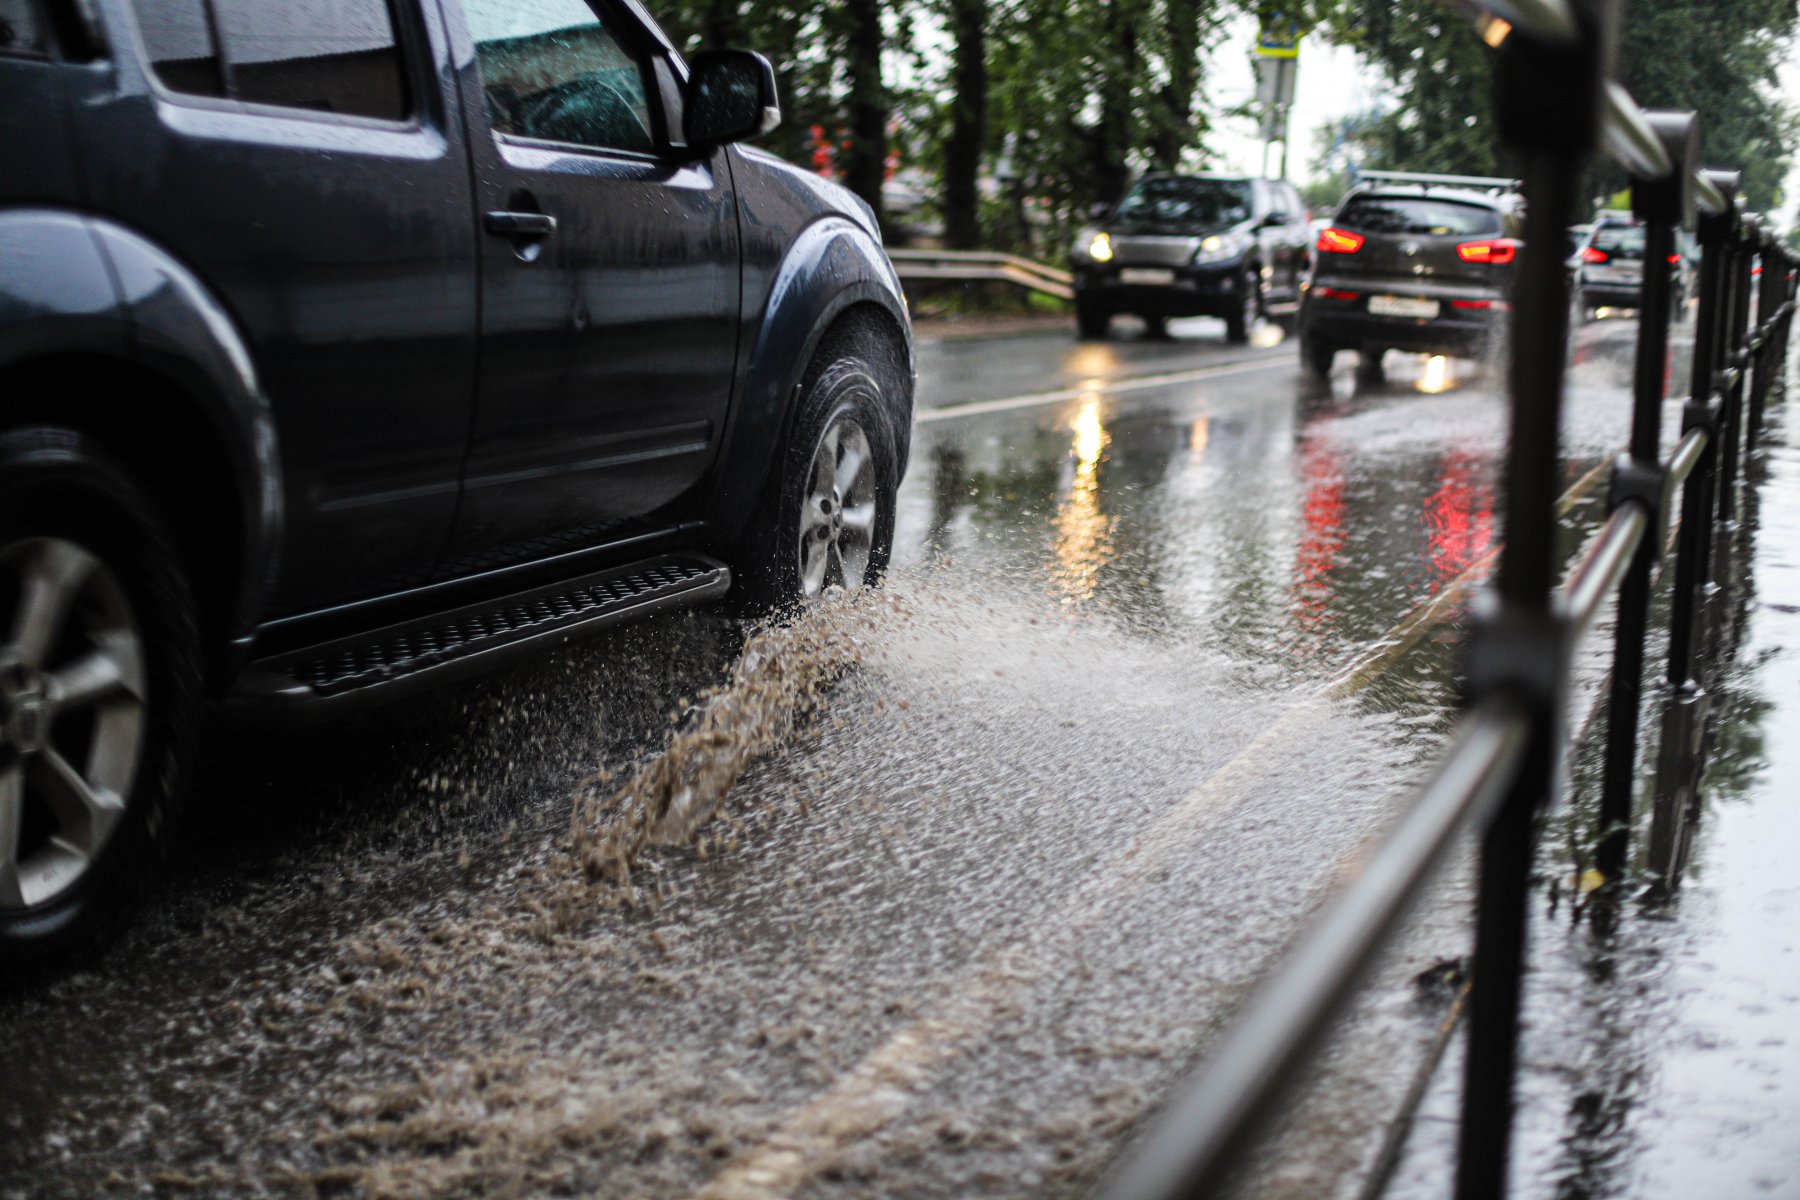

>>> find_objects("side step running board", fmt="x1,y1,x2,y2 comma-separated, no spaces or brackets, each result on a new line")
232,554,731,718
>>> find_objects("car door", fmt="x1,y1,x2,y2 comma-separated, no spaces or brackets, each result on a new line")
440,0,740,579
68,0,479,616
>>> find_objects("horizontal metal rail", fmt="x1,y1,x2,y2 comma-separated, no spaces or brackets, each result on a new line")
1095,700,1531,1199
1602,83,1672,181
887,248,1075,300
1557,505,1649,643
1667,427,1709,489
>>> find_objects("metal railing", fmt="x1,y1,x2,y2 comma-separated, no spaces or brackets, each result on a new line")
886,247,1076,300
1094,2,1798,1197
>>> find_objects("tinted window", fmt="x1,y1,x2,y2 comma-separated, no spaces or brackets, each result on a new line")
1592,225,1645,260
135,0,224,95
465,0,656,155
214,0,407,118
0,0,50,58
1336,196,1502,236
137,0,408,119
1114,178,1253,228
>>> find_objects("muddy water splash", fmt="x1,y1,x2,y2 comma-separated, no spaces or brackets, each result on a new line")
561,591,886,895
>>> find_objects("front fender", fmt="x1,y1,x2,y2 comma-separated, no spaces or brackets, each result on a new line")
87,221,283,648
0,210,282,650
707,214,912,548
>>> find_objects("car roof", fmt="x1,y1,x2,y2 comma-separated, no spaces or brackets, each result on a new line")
1345,186,1514,210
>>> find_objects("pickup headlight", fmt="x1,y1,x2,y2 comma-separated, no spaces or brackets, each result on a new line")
1192,231,1250,266
1081,230,1115,263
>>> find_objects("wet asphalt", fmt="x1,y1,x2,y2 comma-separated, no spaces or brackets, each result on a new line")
0,312,1673,1198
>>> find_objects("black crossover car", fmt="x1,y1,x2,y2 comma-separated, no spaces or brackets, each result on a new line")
0,0,914,960
1069,173,1311,342
1297,171,1524,379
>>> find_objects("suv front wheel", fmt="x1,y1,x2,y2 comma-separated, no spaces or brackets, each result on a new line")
1225,269,1261,343
0,428,200,964
738,330,900,609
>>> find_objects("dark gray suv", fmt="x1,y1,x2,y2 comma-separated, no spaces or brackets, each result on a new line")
1297,172,1523,379
0,0,914,961
1069,174,1311,342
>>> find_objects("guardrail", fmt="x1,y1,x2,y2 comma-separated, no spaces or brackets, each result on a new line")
1094,1,1797,1197
886,247,1076,300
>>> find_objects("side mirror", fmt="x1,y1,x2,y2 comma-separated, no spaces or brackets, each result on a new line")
684,50,780,151
1261,211,1292,228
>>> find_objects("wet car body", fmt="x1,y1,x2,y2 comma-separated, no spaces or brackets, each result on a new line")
1298,175,1524,374
0,0,912,958
1069,174,1311,341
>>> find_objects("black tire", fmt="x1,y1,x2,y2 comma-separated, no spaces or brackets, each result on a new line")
1075,299,1111,341
735,327,902,611
0,427,201,965
1141,314,1170,340
1299,327,1336,379
1355,348,1388,384
1224,268,1261,344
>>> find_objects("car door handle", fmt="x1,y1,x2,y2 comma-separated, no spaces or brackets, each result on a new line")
484,210,557,237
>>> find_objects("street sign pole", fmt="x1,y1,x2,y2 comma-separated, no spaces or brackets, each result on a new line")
1256,18,1300,179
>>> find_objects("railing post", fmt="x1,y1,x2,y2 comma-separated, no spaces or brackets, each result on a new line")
1666,172,1739,691
1455,7,1609,1198
1596,112,1696,882
1716,214,1760,528
1748,234,1785,452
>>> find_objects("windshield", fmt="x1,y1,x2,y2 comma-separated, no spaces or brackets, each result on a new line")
1335,196,1502,236
1113,178,1253,228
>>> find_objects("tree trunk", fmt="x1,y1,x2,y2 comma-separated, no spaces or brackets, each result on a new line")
842,0,888,230
700,0,739,48
1149,0,1206,170
942,0,988,249
1092,5,1138,205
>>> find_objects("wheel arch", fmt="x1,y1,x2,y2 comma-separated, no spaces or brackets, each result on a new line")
0,211,281,681
705,216,914,552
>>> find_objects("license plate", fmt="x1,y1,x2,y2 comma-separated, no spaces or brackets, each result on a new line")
1119,268,1176,286
1368,294,1441,319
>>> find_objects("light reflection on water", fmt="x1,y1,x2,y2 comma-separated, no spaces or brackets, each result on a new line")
1051,395,1116,604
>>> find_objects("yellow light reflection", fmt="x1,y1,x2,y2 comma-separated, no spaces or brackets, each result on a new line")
1189,415,1210,461
1416,354,1455,394
1068,343,1120,378
1052,396,1116,603
1480,15,1512,47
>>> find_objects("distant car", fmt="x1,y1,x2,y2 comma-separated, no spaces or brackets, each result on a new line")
1068,174,1312,342
0,0,913,961
1297,171,1524,380
1575,212,1695,318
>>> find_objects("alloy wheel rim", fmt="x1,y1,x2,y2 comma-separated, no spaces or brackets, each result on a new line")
797,417,878,599
0,538,146,911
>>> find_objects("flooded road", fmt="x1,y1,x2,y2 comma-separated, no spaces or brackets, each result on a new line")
1,315,1668,1198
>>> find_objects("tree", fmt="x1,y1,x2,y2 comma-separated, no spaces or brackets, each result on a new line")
940,0,989,247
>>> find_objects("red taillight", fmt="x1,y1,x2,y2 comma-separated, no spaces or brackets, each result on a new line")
1457,239,1519,265
1317,227,1365,254
1580,246,1609,265
1668,254,1681,265
1316,287,1361,301
1753,264,1764,276
1451,298,1508,311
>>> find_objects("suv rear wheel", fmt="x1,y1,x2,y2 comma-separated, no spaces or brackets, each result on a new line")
0,428,200,964
1299,328,1337,379
738,332,900,609
1075,299,1111,341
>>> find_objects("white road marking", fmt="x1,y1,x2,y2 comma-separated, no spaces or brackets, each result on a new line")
917,353,1290,423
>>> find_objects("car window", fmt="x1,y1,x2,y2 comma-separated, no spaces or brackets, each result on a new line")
1114,178,1252,227
135,0,225,95
1336,196,1502,236
464,0,657,156
134,0,409,119
0,0,51,58
1592,225,1645,260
